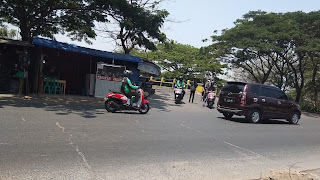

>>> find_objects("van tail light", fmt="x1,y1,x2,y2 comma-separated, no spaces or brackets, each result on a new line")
241,85,248,104
241,92,247,104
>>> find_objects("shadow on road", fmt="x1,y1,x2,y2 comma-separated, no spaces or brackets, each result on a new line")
0,86,196,117
147,88,182,112
0,86,178,118
218,116,291,124
0,96,105,119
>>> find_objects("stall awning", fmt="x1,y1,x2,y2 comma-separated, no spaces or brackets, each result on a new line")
0,38,34,47
138,59,161,76
33,37,143,63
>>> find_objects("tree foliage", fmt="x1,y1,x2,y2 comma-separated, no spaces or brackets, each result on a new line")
0,0,103,42
0,25,17,39
210,10,320,104
0,0,166,45
101,0,168,54
131,41,226,81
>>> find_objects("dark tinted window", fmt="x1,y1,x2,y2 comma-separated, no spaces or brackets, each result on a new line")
260,87,275,98
221,83,245,93
274,90,288,100
249,84,260,95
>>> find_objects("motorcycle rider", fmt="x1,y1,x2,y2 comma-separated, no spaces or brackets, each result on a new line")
174,76,186,99
203,80,216,107
202,79,211,101
121,70,139,107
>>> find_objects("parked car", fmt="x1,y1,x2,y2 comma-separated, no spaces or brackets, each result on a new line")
217,82,301,124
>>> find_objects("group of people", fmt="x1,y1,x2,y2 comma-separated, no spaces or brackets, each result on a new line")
174,76,215,104
121,70,216,107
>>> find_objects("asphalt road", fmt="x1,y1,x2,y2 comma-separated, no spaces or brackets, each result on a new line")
0,86,320,180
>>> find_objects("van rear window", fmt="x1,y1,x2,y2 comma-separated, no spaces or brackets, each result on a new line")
221,83,245,93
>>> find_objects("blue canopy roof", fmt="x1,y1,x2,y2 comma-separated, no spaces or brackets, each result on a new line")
33,37,143,63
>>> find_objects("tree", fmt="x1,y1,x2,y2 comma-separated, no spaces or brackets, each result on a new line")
293,11,320,105
0,0,102,42
0,0,155,43
197,46,227,80
0,25,17,39
131,41,226,80
100,0,168,54
210,10,320,103
132,41,197,77
210,11,297,84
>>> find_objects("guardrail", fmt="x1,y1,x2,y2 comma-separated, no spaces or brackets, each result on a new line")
149,76,204,93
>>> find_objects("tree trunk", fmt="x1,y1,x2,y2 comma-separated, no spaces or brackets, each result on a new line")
287,55,304,103
295,57,305,103
20,18,32,42
312,63,318,106
295,85,302,103
124,47,130,54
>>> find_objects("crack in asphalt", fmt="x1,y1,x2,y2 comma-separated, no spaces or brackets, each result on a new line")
21,115,26,122
56,122,96,180
133,115,145,133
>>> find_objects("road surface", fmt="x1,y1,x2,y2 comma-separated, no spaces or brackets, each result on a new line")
0,86,320,180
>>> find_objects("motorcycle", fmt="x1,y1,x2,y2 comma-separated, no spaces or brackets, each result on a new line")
174,87,183,104
206,90,216,109
104,89,150,114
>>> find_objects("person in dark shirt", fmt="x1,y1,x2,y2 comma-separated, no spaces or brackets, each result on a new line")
189,78,198,103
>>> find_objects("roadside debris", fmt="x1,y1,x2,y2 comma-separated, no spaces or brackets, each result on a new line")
260,170,315,180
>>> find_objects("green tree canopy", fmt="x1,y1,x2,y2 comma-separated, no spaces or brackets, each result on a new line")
101,0,168,54
0,0,103,42
0,0,166,44
0,25,17,39
132,41,226,81
209,10,320,103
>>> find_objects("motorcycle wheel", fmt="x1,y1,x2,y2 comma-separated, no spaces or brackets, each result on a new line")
105,100,118,113
208,101,213,109
175,98,181,104
139,103,149,114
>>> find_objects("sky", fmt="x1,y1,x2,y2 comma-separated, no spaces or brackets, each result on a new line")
53,0,320,52
6,0,320,51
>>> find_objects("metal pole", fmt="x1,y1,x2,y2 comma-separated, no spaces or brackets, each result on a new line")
88,58,92,96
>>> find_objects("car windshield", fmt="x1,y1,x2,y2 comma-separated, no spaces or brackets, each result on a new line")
221,82,246,93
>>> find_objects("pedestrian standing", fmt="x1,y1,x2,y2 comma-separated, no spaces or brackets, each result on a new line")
201,79,206,101
189,78,198,103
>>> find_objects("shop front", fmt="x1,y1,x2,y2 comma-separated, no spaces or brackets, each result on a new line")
0,38,35,94
33,37,143,97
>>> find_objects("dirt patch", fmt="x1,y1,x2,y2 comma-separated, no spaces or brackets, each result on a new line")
260,170,314,180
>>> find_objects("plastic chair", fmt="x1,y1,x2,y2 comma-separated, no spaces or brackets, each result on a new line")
43,77,53,94
51,78,62,94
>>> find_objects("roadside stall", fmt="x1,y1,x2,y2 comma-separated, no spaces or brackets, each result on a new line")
33,37,143,96
94,63,126,98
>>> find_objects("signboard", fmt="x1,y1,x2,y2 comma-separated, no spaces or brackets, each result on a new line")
96,64,126,82
94,63,126,98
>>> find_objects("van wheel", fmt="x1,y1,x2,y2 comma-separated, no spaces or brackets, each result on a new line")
249,109,261,123
223,113,233,120
287,112,300,124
